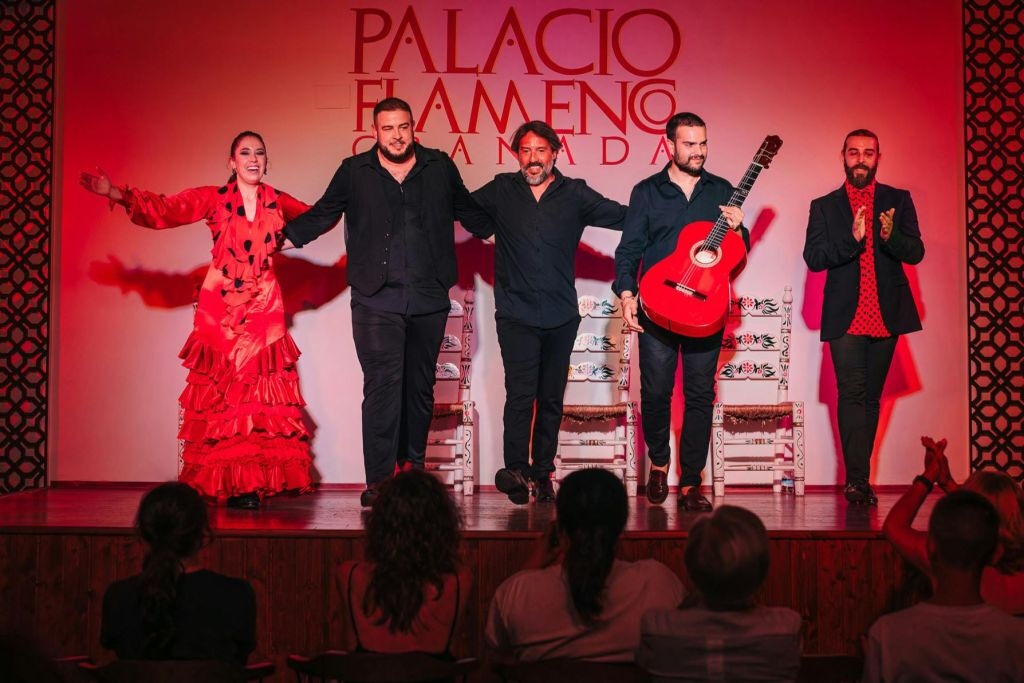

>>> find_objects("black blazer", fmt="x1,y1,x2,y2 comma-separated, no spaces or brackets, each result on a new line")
283,143,489,296
803,183,924,341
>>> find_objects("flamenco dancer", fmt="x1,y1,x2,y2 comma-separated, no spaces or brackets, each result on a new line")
80,131,314,509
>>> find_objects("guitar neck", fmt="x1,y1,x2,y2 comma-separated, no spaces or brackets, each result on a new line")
703,160,765,249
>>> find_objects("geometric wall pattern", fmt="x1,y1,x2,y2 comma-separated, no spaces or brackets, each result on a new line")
0,0,54,493
964,0,1024,480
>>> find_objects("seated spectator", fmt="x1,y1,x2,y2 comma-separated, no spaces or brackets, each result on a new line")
637,506,802,682
486,468,684,662
864,490,1024,682
338,469,471,657
883,437,1024,614
101,482,256,665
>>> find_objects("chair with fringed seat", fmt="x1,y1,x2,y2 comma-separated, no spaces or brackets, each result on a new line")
427,290,476,494
709,286,806,496
553,295,639,496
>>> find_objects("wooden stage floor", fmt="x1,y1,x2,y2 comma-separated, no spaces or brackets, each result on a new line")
0,486,932,680
0,486,931,537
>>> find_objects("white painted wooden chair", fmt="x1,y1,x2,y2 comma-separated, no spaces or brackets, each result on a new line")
710,286,806,495
428,290,476,494
554,295,639,496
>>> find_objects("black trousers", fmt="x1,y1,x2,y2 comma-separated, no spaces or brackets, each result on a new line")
351,302,449,484
495,316,580,480
828,333,898,483
638,310,723,488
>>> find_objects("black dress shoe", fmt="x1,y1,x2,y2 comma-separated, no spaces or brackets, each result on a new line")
495,468,530,505
533,477,556,502
678,487,713,512
360,484,381,507
844,482,865,504
844,480,878,505
227,492,260,510
646,469,669,505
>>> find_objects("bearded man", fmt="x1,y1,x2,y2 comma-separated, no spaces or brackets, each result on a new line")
470,121,626,504
803,129,925,505
613,112,747,511
282,97,490,506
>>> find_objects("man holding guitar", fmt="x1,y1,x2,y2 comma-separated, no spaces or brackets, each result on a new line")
614,112,749,511
803,129,924,505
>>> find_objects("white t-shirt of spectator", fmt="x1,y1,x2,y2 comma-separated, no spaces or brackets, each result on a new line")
863,602,1024,683
637,605,802,682
486,559,684,663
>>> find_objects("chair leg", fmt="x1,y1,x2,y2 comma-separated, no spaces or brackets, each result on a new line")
773,416,786,493
625,402,638,497
793,401,806,496
712,403,725,497
462,401,475,495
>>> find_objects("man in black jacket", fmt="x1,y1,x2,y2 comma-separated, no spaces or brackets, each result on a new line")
614,112,747,511
471,121,626,504
803,129,924,505
282,98,489,506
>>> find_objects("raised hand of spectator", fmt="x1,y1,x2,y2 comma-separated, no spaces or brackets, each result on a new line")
921,436,948,482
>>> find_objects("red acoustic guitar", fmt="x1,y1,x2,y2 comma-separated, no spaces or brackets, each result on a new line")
639,135,783,336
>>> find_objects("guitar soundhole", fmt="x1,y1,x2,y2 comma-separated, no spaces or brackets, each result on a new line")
690,243,721,267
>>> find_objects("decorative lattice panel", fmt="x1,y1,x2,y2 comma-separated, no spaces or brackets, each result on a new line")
964,0,1023,479
0,0,54,493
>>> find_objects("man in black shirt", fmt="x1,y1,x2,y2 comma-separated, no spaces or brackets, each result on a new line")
614,112,748,511
282,98,489,506
471,121,626,504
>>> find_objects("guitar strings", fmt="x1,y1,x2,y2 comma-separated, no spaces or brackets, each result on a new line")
673,151,766,288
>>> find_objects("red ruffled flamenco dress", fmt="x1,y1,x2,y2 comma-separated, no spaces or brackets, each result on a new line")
119,181,314,501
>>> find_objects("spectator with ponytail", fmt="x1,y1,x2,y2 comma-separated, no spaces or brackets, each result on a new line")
101,482,256,664
485,468,683,662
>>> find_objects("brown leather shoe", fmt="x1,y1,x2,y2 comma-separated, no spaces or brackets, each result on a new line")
678,487,713,512
646,468,669,504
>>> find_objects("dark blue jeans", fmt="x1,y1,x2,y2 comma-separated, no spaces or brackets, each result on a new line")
638,311,723,488
828,333,898,483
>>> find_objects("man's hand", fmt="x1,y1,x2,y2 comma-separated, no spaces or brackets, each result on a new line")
718,205,744,231
620,291,644,333
853,206,867,241
879,208,895,241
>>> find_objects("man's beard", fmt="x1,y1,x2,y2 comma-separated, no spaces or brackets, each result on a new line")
845,162,877,189
379,140,414,163
674,155,704,177
521,161,553,186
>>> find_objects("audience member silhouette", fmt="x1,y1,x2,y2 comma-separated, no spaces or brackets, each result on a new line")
637,505,802,681
486,468,683,662
884,437,1024,614
865,490,1024,682
101,483,256,665
338,469,472,656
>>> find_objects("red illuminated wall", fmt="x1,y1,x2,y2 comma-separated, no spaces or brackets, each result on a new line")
44,0,977,486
